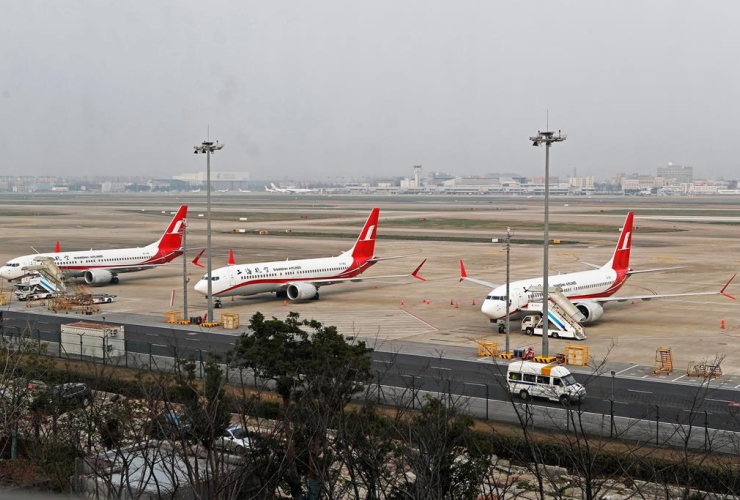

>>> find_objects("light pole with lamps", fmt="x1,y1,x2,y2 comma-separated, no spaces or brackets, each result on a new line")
193,139,225,322
529,129,567,356
505,226,512,354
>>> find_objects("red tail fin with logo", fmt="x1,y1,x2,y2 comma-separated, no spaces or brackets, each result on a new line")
605,211,633,271
350,208,380,261
156,205,188,254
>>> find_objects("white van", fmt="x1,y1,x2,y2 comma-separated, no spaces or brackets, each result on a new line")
506,361,586,403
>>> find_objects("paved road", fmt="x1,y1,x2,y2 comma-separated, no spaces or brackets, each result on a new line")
3,308,740,433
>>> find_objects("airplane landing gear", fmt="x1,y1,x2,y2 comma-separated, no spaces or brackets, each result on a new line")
214,300,222,309
110,276,119,284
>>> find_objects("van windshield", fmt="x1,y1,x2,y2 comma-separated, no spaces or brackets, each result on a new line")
563,374,577,386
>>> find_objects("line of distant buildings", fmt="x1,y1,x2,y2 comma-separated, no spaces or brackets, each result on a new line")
1,163,738,196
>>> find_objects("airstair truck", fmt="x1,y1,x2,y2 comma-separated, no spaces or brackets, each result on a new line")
521,287,587,340
14,274,61,301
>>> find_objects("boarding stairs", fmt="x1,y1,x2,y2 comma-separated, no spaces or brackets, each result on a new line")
526,286,587,340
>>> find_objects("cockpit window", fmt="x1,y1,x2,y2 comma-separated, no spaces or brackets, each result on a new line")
486,295,505,301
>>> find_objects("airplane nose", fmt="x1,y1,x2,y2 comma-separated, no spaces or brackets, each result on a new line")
481,300,504,320
194,280,207,295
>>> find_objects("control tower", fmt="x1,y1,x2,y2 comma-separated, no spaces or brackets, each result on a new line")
413,165,422,188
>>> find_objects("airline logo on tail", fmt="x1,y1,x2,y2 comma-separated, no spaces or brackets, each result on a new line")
609,211,633,271
350,208,380,261
155,205,188,256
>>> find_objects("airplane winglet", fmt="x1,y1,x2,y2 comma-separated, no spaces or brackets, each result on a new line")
228,248,235,266
412,259,427,281
191,249,206,268
721,273,736,300
459,260,468,282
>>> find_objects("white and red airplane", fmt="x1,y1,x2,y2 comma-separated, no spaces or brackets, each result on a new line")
460,211,735,324
193,208,425,306
0,206,188,285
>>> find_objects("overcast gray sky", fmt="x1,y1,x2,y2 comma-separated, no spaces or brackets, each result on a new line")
1,1,738,181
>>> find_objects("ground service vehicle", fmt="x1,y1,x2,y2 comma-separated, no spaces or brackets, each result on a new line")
507,361,586,403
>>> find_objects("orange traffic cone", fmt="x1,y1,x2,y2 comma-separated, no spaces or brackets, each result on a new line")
631,300,636,305
454,302,459,309
721,319,726,329
450,299,454,306
374,285,378,289
283,300,287,306
472,299,476,306
401,299,405,306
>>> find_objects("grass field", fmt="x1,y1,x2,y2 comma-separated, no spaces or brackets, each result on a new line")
124,210,344,222
587,209,740,216
225,230,578,245
379,218,678,233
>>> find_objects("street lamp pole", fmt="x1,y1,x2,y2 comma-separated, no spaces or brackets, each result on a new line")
182,217,188,321
505,226,511,354
193,139,225,323
529,129,567,356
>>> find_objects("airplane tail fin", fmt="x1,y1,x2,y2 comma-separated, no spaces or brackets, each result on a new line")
154,205,188,254
604,211,633,271
54,241,60,253
228,249,235,266
348,208,380,261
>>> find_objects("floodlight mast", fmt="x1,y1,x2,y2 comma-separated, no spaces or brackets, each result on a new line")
193,140,225,322
529,130,566,356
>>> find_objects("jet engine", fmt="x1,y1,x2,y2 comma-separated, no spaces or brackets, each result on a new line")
575,302,604,323
286,282,318,301
84,269,114,285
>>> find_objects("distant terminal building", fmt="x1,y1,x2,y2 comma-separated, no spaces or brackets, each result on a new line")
568,176,594,189
173,171,250,191
658,163,693,184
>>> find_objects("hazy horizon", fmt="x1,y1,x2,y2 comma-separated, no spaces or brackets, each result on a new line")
1,1,738,181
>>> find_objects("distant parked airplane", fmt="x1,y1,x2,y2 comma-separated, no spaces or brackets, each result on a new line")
266,183,314,194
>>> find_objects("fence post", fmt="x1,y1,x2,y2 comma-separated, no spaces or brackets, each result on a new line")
124,339,128,369
610,399,615,438
199,349,204,379
148,343,152,371
704,410,709,451
447,379,452,408
376,370,381,404
485,384,489,421
102,336,106,365
655,405,660,446
411,375,416,410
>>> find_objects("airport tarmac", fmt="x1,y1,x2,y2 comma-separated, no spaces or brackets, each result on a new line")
1,193,739,374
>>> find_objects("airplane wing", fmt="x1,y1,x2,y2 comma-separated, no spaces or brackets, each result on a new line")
592,274,736,303
367,255,408,263
295,259,427,287
458,260,499,289
627,266,683,275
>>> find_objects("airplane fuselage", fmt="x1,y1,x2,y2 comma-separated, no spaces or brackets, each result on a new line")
195,253,376,297
481,267,628,320
0,245,177,281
